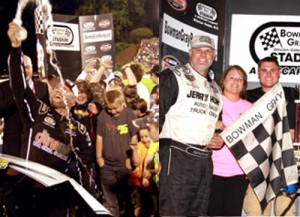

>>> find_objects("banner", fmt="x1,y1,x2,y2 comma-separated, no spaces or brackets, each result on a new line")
229,14,300,86
160,0,226,82
79,14,115,72
220,83,298,209
34,13,114,82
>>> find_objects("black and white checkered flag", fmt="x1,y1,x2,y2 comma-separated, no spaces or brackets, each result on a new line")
259,28,281,51
35,5,44,34
220,83,298,211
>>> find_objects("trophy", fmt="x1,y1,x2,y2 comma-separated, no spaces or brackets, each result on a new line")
13,0,29,41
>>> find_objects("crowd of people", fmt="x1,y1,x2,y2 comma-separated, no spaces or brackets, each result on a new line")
1,19,300,217
0,22,160,217
133,38,159,71
160,34,299,217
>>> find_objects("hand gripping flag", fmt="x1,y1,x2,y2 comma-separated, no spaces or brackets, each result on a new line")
220,83,298,211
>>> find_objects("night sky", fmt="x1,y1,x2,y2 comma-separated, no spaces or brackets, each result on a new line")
0,0,79,73
0,0,159,74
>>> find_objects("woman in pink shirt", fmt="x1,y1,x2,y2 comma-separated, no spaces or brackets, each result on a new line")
208,65,252,216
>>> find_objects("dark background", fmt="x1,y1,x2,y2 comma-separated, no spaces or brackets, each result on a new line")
0,0,80,74
0,0,159,75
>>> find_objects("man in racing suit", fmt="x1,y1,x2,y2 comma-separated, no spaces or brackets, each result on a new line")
6,22,94,217
159,35,223,216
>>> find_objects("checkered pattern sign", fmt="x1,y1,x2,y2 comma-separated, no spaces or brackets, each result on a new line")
35,6,44,34
259,28,281,51
220,83,298,210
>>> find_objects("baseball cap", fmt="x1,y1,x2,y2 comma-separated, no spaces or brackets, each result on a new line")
191,35,215,50
132,107,159,128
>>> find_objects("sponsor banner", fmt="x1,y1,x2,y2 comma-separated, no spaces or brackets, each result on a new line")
46,14,81,81
161,0,226,82
34,13,115,82
229,14,300,85
162,0,224,34
79,14,115,71
47,21,80,51
162,13,218,54
82,30,113,43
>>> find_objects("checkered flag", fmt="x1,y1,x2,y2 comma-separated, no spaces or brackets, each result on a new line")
220,83,298,211
260,28,281,51
35,5,44,34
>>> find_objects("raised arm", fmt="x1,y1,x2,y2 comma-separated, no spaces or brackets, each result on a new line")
7,22,39,125
122,63,137,86
89,58,113,83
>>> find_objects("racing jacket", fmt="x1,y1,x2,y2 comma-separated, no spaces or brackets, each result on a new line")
160,64,223,146
9,47,93,192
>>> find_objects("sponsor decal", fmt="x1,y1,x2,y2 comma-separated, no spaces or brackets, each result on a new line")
173,65,182,76
182,65,195,81
65,122,77,136
194,3,219,30
85,58,97,65
47,24,74,45
99,19,111,28
84,45,97,54
101,55,112,61
79,123,87,134
167,0,187,11
33,129,70,161
43,116,56,128
100,43,112,52
164,20,193,48
39,103,49,114
85,132,91,143
67,123,77,130
83,21,96,31
188,91,220,118
195,3,217,21
162,55,180,68
182,65,191,74
208,70,215,81
83,30,112,43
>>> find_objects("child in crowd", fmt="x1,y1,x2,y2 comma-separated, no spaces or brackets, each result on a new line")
70,79,102,198
132,108,160,217
132,98,148,118
95,88,139,217
71,79,102,144
129,127,157,217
